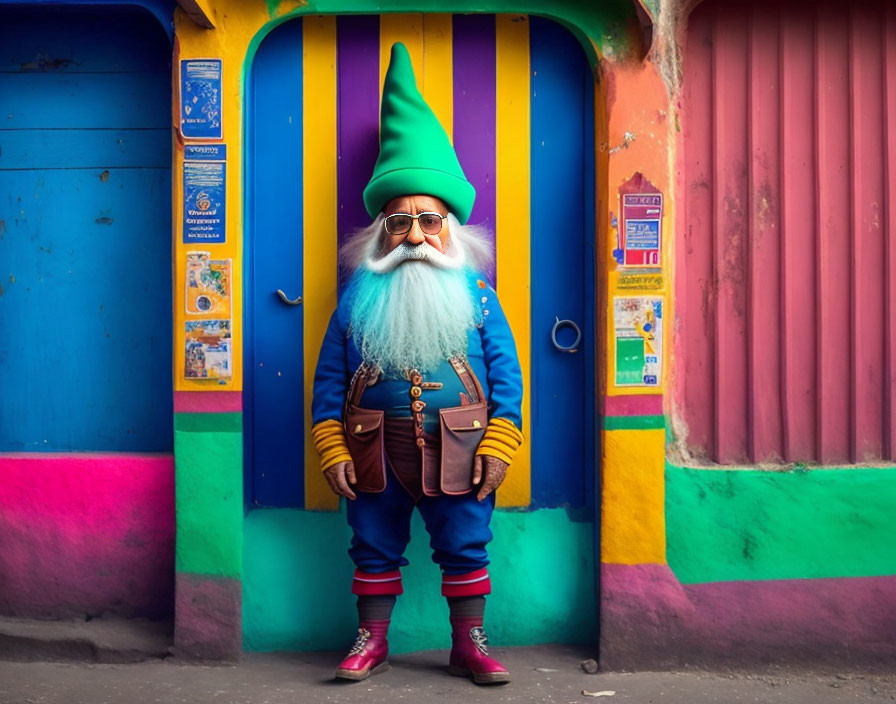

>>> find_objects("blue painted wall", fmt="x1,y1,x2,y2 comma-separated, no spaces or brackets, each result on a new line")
0,6,173,451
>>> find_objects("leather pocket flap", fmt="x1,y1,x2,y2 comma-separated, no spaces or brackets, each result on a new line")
439,404,487,496
344,405,386,493
440,404,488,432
347,410,383,436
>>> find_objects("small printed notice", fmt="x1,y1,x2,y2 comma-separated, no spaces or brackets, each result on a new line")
620,193,663,268
183,144,226,243
185,319,232,380
614,297,662,387
180,59,222,139
617,272,664,291
186,252,231,317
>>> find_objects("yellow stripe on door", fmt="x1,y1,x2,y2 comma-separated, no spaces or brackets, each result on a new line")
495,15,532,508
379,13,454,140
302,16,340,511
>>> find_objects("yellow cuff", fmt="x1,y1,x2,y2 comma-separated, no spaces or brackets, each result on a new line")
475,417,524,466
311,419,352,471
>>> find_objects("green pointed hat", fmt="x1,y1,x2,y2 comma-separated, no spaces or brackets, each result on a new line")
363,42,476,224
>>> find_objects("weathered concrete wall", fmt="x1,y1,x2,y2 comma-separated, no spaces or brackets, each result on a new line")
600,463,896,670
0,455,174,620
597,0,896,670
172,411,243,661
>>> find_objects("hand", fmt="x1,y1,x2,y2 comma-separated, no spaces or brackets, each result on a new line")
472,455,509,502
323,461,357,500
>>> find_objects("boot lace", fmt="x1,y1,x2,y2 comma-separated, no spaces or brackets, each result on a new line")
348,628,371,656
469,626,489,656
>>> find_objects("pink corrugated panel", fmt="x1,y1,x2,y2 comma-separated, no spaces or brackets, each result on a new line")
677,0,896,464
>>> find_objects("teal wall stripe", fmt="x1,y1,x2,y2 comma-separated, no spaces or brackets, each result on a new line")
243,506,595,652
175,428,244,577
603,415,665,430
175,412,243,433
666,462,896,584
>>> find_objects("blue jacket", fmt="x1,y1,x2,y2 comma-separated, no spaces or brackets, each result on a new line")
311,269,523,430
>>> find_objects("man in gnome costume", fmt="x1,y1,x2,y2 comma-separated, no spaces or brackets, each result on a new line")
311,43,523,686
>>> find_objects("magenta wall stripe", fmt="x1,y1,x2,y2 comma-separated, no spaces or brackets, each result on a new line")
604,394,663,417
174,391,243,413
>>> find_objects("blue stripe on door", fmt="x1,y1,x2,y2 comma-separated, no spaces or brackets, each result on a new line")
529,17,595,512
246,19,305,507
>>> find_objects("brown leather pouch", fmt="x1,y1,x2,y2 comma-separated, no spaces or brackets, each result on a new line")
344,405,387,493
439,403,488,495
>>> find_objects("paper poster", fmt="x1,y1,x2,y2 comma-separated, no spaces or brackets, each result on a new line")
180,59,222,139
620,193,663,268
614,297,662,387
186,252,231,317
183,144,226,243
185,319,232,380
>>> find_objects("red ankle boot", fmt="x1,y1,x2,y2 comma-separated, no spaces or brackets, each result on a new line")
334,620,390,681
448,618,510,685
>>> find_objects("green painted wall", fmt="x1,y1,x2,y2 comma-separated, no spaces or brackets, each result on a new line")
174,414,244,578
666,462,896,584
243,506,596,654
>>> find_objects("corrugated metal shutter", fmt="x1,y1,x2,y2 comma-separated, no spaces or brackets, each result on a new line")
677,0,896,464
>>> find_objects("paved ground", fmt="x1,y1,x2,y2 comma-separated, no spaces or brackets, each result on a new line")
1,644,895,704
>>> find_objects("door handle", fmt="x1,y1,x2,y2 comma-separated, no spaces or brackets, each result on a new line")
276,289,302,305
551,316,581,353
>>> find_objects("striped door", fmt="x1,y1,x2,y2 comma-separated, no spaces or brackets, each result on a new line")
246,14,595,511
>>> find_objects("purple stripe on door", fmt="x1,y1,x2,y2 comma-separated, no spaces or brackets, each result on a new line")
452,14,497,285
336,15,380,289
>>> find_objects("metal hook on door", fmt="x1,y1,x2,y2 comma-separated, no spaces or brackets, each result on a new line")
551,316,582,353
276,289,302,306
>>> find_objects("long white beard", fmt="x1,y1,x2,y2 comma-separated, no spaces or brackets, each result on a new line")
347,241,479,375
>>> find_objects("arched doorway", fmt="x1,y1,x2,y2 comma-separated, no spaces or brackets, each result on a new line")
242,13,598,652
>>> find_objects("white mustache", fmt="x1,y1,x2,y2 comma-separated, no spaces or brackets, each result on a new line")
365,238,466,274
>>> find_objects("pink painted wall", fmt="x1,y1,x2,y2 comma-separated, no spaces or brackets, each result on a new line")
676,0,896,464
0,454,175,619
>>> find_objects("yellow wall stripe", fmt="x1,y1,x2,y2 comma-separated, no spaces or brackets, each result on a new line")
422,14,453,139
495,14,531,507
379,14,453,139
302,16,340,511
380,14,424,104
601,429,666,564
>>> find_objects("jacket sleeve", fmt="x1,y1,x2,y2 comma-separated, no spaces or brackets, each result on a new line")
311,305,350,425
477,281,524,430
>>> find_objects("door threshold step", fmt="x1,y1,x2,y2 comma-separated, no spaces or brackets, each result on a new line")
0,615,172,664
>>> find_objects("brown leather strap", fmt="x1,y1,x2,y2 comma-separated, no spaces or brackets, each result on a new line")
347,359,483,414
346,363,378,411
448,357,484,404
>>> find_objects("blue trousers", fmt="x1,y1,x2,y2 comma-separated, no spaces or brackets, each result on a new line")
346,470,495,575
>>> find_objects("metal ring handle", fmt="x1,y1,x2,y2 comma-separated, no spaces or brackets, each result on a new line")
276,289,302,306
551,316,582,353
